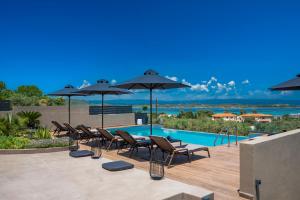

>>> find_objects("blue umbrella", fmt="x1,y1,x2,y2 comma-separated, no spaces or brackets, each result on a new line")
48,85,86,124
114,69,190,135
270,74,300,91
77,79,131,129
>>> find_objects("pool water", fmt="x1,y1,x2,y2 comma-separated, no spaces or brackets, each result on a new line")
109,125,248,147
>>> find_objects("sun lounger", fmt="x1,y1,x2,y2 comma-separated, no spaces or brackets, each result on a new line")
77,125,101,141
149,136,210,168
115,130,151,157
97,128,124,151
63,123,81,141
51,121,68,136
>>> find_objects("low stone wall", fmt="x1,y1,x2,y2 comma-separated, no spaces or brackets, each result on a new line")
239,129,300,200
0,147,69,154
0,105,136,129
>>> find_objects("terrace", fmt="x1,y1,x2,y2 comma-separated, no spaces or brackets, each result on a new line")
80,142,243,200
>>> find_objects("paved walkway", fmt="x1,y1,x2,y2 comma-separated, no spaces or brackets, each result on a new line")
0,151,213,200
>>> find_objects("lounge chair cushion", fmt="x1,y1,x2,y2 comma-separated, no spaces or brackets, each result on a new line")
69,150,94,158
102,161,134,171
176,144,208,153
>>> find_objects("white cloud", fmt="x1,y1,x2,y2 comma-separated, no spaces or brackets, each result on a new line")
211,76,217,82
181,79,192,87
216,83,226,93
165,76,178,82
78,80,91,89
228,80,235,87
191,84,209,92
111,79,117,85
242,79,250,84
181,79,209,92
207,76,218,85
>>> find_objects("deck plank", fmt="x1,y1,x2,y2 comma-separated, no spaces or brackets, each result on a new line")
81,143,245,200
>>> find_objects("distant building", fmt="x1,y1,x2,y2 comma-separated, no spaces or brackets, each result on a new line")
240,113,273,123
212,113,238,121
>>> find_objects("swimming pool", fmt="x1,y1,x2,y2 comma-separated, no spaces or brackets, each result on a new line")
109,125,248,147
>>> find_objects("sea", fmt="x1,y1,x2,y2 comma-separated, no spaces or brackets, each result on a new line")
88,99,300,116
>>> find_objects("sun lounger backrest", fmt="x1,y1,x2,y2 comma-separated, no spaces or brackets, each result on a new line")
78,125,91,135
116,130,136,144
63,123,78,134
97,129,114,140
150,136,176,153
52,121,64,130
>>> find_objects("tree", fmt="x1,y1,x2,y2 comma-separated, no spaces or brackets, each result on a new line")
16,85,43,97
0,81,13,100
195,110,214,118
142,105,148,112
0,81,6,91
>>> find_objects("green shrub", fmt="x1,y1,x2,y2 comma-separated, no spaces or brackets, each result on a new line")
33,128,52,139
0,136,29,149
177,111,195,119
17,111,42,129
0,114,27,136
25,137,69,148
163,117,250,136
255,118,300,133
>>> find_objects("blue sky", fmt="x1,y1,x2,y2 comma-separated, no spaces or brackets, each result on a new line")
0,0,299,100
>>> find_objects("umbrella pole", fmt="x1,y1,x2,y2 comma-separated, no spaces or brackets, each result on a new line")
150,88,153,135
68,96,71,124
102,94,104,129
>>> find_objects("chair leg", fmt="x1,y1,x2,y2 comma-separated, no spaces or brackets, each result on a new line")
187,151,191,162
207,149,211,158
129,146,135,157
168,153,175,168
117,142,126,154
106,140,113,151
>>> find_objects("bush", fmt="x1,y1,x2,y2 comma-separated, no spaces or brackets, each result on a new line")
17,111,42,129
255,118,300,133
33,128,52,139
0,114,28,136
0,136,29,149
177,111,195,119
25,137,69,148
163,118,250,136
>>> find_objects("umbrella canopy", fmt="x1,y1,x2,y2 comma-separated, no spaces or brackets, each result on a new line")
114,69,190,135
270,74,300,91
115,69,188,90
48,85,84,96
48,85,86,124
77,79,131,128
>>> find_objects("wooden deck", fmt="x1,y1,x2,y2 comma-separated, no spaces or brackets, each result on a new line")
81,142,245,200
